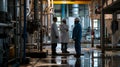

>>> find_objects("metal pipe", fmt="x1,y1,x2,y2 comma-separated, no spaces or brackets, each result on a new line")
101,0,105,67
51,0,53,8
101,0,105,54
19,0,22,63
0,39,3,65
34,0,39,21
0,23,12,27
47,0,50,7
15,0,20,61
40,0,43,51
0,0,7,12
90,1,94,47
23,0,27,62
26,0,30,16
46,12,49,43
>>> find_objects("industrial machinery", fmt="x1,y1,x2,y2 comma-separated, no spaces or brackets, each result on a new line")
26,0,54,58
0,0,13,66
0,0,54,66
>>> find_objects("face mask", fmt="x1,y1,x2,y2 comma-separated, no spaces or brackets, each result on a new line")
75,21,79,24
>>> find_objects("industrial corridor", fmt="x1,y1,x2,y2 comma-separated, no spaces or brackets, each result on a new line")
0,0,120,67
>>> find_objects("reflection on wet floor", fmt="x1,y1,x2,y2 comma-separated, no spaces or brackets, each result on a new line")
20,44,120,67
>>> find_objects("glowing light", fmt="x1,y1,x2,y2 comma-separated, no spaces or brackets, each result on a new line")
51,1,91,4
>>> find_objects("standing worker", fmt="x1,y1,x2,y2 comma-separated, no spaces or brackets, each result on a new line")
60,19,69,53
111,20,119,47
72,17,82,58
51,17,59,55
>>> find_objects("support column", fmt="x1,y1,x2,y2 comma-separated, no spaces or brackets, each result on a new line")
23,0,27,62
101,0,105,54
101,0,105,67
40,0,43,51
72,4,79,17
61,4,65,19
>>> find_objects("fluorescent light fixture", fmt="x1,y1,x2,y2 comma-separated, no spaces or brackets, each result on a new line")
51,1,91,4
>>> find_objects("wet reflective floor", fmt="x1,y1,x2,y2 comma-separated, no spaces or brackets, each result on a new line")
20,43,120,67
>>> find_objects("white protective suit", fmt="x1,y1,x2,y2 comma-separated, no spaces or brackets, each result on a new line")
60,23,69,43
51,23,59,43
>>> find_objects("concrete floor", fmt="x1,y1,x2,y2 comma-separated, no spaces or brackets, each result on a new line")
19,43,120,67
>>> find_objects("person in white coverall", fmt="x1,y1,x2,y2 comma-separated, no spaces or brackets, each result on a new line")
51,17,59,55
60,19,69,53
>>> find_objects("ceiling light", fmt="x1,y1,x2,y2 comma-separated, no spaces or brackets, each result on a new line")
51,1,91,4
